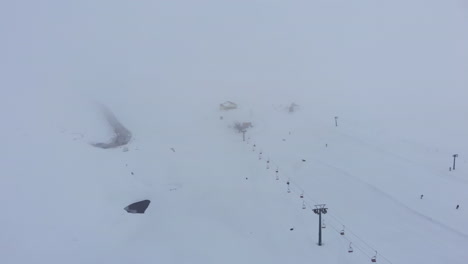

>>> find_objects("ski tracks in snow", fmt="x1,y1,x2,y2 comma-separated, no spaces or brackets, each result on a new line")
315,159,468,240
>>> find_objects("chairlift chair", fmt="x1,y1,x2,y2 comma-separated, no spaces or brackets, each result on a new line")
340,225,345,235
321,220,326,229
371,251,377,262
300,192,304,199
348,243,353,253
302,201,306,210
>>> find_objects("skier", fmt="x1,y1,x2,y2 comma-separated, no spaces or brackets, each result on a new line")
420,194,424,199
456,205,460,209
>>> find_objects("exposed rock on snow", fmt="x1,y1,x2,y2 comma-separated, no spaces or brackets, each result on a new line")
124,200,151,214
91,105,132,149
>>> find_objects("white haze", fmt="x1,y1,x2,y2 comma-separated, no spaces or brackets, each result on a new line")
1,0,467,263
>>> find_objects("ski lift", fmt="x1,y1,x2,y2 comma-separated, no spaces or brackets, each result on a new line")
348,243,353,253
300,192,304,199
340,225,345,235
302,201,306,209
371,251,377,262
287,187,291,193
321,220,326,229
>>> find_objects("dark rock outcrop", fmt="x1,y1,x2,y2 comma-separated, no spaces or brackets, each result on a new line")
92,105,132,149
124,200,151,214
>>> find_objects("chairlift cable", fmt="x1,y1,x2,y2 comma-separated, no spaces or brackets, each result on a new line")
248,139,393,264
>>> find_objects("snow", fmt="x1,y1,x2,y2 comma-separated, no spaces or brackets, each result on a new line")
1,0,468,263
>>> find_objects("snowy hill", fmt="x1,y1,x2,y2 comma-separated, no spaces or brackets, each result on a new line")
1,0,468,263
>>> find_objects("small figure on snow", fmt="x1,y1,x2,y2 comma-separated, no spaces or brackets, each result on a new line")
456,205,460,210
420,194,424,199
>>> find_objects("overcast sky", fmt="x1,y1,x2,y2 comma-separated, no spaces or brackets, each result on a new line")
1,0,467,146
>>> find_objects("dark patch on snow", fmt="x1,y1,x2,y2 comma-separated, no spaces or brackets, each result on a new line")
124,200,151,214
91,105,132,149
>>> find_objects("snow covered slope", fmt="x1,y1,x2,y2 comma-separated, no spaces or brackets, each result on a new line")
1,93,467,264
1,0,467,263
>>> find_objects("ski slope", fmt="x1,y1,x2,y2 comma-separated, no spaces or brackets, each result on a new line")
1,96,467,264
1,0,468,263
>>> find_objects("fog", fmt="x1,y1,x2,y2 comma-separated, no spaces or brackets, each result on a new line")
1,1,468,263
1,0,467,146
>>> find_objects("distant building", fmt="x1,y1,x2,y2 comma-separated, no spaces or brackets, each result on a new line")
219,101,238,111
